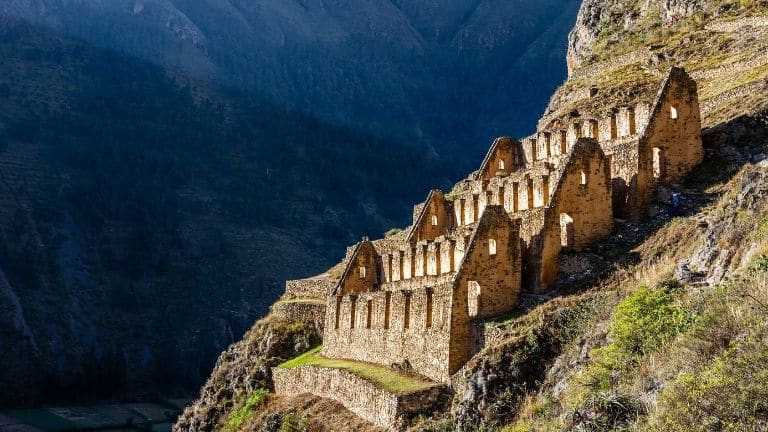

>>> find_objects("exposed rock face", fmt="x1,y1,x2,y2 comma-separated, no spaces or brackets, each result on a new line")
567,0,706,72
174,317,320,431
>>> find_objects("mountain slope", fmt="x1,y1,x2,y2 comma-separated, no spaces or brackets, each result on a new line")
0,0,581,166
175,0,768,430
0,19,450,405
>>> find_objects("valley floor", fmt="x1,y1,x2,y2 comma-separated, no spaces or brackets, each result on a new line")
1,399,191,432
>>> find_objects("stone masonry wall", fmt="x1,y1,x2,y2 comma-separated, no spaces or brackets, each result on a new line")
270,301,326,331
323,283,454,382
284,278,335,299
272,366,446,431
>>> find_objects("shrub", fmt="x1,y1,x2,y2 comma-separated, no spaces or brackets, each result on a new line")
650,335,768,431
610,282,692,355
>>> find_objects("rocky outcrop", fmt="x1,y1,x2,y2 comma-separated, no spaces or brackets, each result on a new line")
173,317,320,431
567,0,707,73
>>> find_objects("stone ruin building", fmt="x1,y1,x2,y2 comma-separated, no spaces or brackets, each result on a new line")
272,67,703,429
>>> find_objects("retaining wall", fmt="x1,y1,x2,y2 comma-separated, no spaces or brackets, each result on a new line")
272,366,447,431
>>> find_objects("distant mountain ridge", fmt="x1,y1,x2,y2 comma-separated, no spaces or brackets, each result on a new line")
0,0,580,164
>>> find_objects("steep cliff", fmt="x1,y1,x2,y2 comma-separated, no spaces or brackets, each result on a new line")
177,0,768,430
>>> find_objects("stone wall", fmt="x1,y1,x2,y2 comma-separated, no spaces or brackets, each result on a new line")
539,138,613,290
272,366,447,431
323,283,454,382
634,67,703,218
284,278,335,299
450,206,522,372
270,301,326,331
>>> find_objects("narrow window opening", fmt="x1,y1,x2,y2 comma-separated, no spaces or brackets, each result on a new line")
580,171,588,185
488,239,497,255
426,290,433,328
468,281,481,317
628,108,636,135
431,214,438,226
590,120,599,140
560,130,568,154
542,176,550,205
384,292,391,329
498,159,505,170
573,123,582,138
670,106,678,119
560,214,574,247
403,295,411,329
610,114,618,139
458,199,465,225
498,185,505,208
349,298,356,329
530,139,538,161
334,297,341,329
527,178,534,209
653,147,665,179
512,182,520,212
472,196,479,222
358,266,366,279
545,133,552,157
366,300,372,329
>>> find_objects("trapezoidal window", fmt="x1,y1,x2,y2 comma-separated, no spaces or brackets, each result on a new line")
560,130,568,154
498,159,505,170
431,214,438,226
383,292,391,329
488,239,497,255
580,171,588,185
403,295,411,329
468,281,481,317
426,290,433,328
334,297,342,329
670,106,678,119
358,266,366,279
366,300,373,329
628,108,637,135
560,213,574,247
590,120,599,140
653,147,665,179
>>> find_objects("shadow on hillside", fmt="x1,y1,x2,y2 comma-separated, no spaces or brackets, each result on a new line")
0,18,456,408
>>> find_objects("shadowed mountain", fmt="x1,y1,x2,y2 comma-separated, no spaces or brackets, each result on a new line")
0,19,449,405
0,0,581,167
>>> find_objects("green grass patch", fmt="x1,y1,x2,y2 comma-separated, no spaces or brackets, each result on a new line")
222,389,269,432
279,346,436,393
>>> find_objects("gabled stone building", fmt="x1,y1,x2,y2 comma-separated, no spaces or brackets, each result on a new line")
273,67,704,430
